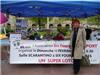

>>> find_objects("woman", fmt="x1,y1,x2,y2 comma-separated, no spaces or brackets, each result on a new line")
70,19,86,74
53,32,64,40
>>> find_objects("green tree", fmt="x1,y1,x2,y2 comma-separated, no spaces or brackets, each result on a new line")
86,15,100,26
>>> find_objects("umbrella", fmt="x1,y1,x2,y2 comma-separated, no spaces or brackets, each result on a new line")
0,12,8,24
0,12,8,35
1,0,100,18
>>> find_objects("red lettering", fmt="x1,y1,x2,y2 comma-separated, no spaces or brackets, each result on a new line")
86,44,97,48
48,59,61,62
54,44,59,47
60,44,70,48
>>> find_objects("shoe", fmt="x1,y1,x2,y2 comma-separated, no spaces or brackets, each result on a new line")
74,71,78,75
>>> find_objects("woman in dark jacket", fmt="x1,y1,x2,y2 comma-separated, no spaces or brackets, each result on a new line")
29,32,41,40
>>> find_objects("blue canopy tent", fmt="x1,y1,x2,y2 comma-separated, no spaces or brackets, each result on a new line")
1,0,100,18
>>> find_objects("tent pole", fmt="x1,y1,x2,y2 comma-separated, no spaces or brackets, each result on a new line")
4,24,6,35
38,17,41,30
47,17,49,29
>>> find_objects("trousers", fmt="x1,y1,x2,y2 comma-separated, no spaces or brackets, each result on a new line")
73,59,81,74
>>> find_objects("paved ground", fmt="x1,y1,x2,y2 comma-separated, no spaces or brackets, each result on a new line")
1,60,100,75
1,45,100,75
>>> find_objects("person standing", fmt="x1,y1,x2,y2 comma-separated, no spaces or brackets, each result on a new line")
43,29,53,40
85,26,92,40
53,31,64,40
70,19,86,74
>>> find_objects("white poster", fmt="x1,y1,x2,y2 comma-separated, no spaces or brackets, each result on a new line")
10,40,100,64
10,34,21,41
16,19,21,33
16,19,28,39
85,41,100,64
10,34,21,53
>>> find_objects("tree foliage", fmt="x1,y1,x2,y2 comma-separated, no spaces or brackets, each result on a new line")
27,15,100,26
86,15,100,26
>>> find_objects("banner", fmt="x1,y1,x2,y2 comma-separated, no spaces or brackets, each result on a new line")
16,19,28,39
10,40,100,64
10,34,21,41
85,41,100,64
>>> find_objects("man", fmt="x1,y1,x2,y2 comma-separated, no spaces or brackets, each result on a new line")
43,29,53,40
85,26,92,40
70,19,86,74
53,31,64,40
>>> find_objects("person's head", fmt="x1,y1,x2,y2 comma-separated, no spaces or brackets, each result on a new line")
58,24,61,26
72,18,80,29
7,23,11,28
57,24,62,28
7,23,11,26
32,24,36,28
49,24,53,28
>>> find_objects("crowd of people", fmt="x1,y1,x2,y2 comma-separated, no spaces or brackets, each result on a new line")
28,30,65,40
27,24,100,41
1,19,100,41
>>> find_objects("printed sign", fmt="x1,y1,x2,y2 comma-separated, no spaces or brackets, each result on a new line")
16,19,28,39
10,34,21,41
10,40,100,64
